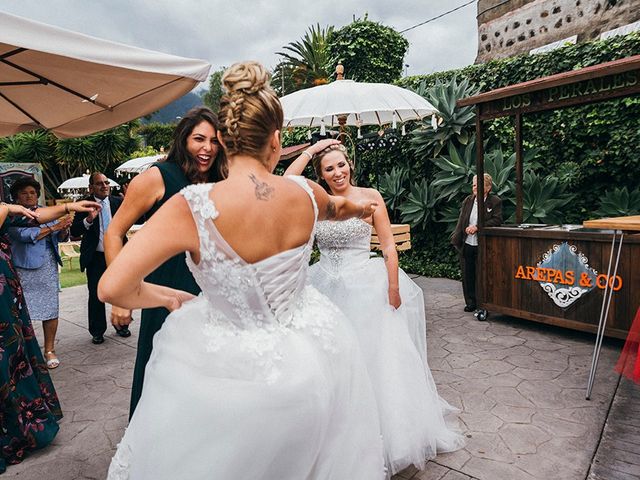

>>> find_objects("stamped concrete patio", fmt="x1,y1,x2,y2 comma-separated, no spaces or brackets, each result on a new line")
4,277,638,479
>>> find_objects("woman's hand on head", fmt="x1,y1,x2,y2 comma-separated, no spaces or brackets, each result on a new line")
308,138,341,155
284,139,343,176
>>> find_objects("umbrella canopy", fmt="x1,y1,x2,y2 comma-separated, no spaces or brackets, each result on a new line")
58,174,118,191
115,154,164,175
0,11,211,138
280,79,437,128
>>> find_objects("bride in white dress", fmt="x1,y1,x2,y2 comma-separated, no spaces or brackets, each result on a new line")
99,62,386,480
286,142,466,474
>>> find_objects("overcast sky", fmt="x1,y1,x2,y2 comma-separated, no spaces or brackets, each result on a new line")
1,0,478,83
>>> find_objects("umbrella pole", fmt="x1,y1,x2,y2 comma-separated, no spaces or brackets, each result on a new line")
338,115,347,142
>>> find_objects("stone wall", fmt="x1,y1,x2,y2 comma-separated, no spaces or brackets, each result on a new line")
476,0,640,62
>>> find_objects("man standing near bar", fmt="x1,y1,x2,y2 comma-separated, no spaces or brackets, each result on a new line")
451,173,503,316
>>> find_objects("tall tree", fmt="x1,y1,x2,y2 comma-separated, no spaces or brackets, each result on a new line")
275,24,334,94
328,15,409,84
202,67,226,112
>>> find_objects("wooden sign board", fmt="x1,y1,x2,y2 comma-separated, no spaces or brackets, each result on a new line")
479,69,640,120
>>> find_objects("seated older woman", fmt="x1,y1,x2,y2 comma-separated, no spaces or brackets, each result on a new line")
8,176,71,368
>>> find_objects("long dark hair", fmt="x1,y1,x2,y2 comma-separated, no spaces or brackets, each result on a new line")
163,107,226,183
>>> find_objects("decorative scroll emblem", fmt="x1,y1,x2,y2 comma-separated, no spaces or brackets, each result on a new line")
537,242,597,309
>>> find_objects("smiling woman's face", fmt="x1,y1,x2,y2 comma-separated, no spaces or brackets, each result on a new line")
319,150,352,194
186,120,219,176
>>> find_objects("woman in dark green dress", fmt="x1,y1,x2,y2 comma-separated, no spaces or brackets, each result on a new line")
0,199,99,473
105,107,225,417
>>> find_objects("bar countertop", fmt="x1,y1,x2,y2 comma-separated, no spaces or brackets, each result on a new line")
583,215,640,231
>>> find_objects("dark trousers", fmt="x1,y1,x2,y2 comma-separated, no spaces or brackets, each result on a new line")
86,252,107,337
461,243,478,307
129,307,169,419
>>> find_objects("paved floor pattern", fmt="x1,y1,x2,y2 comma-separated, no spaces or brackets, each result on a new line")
3,278,634,480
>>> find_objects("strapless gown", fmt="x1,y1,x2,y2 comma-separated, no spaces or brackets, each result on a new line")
107,178,385,480
309,218,465,474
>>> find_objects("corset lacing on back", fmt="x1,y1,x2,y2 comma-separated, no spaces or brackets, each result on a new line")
182,181,316,328
180,178,337,383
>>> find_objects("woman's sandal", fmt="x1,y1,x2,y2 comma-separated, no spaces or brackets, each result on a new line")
45,350,60,369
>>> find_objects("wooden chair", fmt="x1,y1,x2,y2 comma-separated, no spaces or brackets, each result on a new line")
58,241,80,270
371,224,411,252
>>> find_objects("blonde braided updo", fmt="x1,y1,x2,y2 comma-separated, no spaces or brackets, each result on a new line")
218,61,283,164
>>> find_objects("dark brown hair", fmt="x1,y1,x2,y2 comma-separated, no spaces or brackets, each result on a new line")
311,144,356,192
164,107,226,182
10,175,41,199
218,62,283,164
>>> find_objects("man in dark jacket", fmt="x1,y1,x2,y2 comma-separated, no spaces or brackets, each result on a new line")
450,173,503,314
70,172,130,344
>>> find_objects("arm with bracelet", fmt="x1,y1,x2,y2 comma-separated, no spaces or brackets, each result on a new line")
284,138,341,176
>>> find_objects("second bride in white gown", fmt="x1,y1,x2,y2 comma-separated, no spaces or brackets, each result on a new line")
99,61,385,480
286,142,466,474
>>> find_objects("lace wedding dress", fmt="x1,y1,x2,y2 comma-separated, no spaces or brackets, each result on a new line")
107,178,385,480
310,218,466,474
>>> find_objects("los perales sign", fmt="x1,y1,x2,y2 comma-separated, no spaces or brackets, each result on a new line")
480,70,639,119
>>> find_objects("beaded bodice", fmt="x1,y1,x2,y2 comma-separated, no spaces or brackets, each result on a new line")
181,177,317,330
315,218,372,275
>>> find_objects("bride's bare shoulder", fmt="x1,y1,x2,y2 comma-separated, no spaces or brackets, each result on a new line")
357,186,382,200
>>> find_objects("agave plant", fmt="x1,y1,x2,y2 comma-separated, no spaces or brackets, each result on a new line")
595,186,640,217
378,166,409,219
399,179,439,230
430,140,475,201
409,75,478,158
507,170,575,224
483,148,515,198
436,202,463,233
484,147,538,197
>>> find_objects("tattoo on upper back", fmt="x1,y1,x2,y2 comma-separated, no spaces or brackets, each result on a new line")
248,174,275,201
326,200,337,219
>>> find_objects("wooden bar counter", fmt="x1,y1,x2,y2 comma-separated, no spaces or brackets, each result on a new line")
479,225,640,339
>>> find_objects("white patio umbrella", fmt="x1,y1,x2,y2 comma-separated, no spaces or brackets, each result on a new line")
115,154,165,175
280,79,437,130
0,11,211,139
57,174,118,200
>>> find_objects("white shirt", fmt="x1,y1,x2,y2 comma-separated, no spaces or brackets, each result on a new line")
83,196,112,252
465,199,478,246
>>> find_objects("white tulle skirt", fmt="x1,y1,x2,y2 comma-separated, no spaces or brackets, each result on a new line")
309,257,466,474
107,287,385,480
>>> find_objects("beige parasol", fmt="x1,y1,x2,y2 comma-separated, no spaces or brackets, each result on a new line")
0,11,210,138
